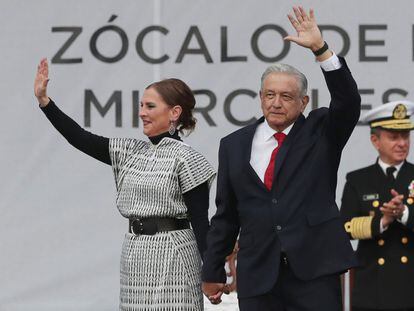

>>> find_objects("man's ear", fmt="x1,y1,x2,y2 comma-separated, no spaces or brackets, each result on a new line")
370,133,380,150
300,95,309,112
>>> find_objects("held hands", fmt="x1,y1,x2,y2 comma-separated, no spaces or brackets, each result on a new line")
34,58,50,107
380,189,405,227
284,6,330,59
202,282,230,305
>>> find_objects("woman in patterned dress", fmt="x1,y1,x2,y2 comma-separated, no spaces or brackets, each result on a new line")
34,58,216,310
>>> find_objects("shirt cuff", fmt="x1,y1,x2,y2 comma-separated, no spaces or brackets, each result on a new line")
397,205,409,225
380,218,388,234
318,52,341,71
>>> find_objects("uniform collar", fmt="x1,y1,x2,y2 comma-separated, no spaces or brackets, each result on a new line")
377,157,404,175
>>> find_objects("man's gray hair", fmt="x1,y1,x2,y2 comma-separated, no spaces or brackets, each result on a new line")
260,63,308,97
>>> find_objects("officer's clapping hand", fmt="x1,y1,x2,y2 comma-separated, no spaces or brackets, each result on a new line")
380,189,405,226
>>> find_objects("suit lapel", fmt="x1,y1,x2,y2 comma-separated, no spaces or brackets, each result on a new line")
372,161,393,202
374,162,388,191
272,114,306,192
395,161,411,192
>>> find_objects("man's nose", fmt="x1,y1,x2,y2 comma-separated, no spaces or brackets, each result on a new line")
397,137,408,147
271,95,282,108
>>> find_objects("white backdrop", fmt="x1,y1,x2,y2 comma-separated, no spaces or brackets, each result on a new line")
1,0,414,310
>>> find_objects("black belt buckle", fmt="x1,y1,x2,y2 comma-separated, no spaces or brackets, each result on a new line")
130,218,158,236
130,219,144,236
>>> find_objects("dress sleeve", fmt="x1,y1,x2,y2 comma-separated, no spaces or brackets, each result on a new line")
108,138,143,191
41,100,110,164
177,146,216,194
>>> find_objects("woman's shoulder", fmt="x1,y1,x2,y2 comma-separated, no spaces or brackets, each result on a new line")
171,140,199,156
110,137,148,151
160,138,213,167
174,140,216,186
175,142,213,166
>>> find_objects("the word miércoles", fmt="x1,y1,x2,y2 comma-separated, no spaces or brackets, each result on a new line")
83,86,412,128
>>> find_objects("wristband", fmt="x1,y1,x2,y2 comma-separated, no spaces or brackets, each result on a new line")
313,41,329,56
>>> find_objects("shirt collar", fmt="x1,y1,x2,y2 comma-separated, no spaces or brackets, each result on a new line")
377,157,404,175
262,119,294,142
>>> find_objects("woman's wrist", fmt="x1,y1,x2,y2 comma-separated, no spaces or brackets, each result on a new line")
38,96,50,108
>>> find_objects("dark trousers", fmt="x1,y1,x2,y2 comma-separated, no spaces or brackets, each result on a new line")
353,308,414,311
238,256,342,311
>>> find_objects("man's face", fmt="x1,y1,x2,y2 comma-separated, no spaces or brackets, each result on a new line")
260,72,309,132
371,130,410,165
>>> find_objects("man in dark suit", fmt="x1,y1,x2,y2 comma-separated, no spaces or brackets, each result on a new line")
341,101,414,311
202,6,360,311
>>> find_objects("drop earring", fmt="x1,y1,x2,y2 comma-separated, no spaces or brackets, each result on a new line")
168,120,176,135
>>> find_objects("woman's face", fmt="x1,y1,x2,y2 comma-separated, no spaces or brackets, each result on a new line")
139,87,173,137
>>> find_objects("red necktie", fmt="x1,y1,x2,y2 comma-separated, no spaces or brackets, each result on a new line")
264,132,287,190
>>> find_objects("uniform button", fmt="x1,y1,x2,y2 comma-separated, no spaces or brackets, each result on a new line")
378,258,385,265
272,199,278,204
378,239,385,246
276,225,282,231
402,237,408,244
401,256,408,264
372,200,380,208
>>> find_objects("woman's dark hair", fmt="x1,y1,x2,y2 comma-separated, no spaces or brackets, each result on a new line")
146,78,196,135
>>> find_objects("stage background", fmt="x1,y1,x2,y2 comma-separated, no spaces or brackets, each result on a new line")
1,0,413,310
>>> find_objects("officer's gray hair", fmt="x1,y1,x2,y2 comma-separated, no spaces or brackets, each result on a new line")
260,63,308,97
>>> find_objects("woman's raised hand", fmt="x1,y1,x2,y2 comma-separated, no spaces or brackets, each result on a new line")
34,58,50,107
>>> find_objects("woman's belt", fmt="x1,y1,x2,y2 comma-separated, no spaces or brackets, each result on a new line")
128,217,190,236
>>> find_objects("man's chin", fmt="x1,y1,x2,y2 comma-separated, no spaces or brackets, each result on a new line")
266,118,285,128
393,155,408,163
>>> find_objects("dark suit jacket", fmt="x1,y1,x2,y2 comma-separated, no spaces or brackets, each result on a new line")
341,161,414,309
202,58,360,299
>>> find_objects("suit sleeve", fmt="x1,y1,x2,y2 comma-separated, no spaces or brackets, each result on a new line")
323,57,361,150
340,174,382,240
202,139,240,283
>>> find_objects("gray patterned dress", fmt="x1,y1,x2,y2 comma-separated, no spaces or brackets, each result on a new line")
110,137,216,311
